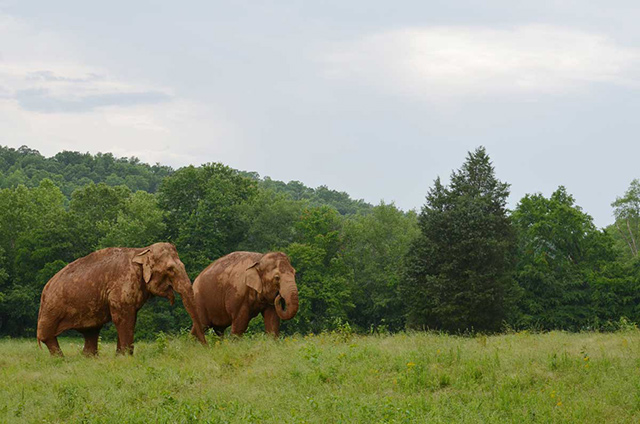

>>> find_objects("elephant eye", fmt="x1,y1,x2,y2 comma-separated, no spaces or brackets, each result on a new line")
274,275,280,283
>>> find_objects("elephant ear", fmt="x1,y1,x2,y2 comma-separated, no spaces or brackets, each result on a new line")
133,249,153,283
245,262,262,294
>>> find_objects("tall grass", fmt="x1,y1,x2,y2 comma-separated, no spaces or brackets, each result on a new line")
2,330,639,423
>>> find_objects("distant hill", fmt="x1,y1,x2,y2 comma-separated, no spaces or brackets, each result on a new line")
0,145,371,215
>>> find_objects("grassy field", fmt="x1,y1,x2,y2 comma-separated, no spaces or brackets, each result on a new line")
1,330,640,423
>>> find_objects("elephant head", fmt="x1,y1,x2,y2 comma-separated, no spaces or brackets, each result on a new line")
132,243,206,344
245,252,299,320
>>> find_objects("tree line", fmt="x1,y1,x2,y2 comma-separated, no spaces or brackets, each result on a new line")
0,144,638,338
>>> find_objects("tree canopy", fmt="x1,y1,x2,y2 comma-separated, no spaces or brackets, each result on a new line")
512,187,616,330
0,144,639,337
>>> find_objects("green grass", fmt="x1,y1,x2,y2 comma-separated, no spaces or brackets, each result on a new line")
2,330,640,423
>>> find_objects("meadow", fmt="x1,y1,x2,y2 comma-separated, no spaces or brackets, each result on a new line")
1,330,640,423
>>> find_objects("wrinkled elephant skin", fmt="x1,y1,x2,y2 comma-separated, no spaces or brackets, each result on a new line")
37,242,206,356
192,251,299,337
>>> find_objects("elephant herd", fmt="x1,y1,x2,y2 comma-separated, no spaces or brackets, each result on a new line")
36,243,300,356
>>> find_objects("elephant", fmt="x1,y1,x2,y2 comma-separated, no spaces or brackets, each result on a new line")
37,242,207,356
191,251,299,337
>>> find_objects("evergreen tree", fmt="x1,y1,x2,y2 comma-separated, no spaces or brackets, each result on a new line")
402,147,516,332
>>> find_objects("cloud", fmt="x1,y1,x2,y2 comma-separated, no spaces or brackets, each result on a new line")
15,88,171,113
0,13,172,113
0,11,240,168
1,63,172,113
26,70,104,83
321,25,640,98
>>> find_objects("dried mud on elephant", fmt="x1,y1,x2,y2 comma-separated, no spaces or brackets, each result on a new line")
37,242,206,356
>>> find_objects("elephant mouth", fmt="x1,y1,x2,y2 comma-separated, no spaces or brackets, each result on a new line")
272,292,287,311
273,293,288,311
278,296,287,311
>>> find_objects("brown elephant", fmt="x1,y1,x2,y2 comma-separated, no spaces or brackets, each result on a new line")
37,242,206,356
191,251,299,337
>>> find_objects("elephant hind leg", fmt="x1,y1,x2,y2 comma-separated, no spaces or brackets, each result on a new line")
190,324,203,338
41,336,63,357
37,321,63,356
192,323,226,339
79,327,102,356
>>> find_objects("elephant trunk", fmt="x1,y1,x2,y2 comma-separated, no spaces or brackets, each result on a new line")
275,278,299,321
173,276,207,345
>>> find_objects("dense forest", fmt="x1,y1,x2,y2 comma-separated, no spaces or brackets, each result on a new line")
0,144,639,339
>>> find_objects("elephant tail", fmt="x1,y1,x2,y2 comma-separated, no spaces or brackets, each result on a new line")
36,294,44,349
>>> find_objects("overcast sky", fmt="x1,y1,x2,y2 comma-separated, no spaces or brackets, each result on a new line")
2,1,640,227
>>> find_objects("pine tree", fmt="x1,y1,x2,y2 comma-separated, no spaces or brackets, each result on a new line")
402,147,516,332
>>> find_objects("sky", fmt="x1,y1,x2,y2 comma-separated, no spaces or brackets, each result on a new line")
1,1,640,227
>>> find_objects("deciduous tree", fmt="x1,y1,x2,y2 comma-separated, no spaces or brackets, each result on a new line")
513,187,617,329
343,203,418,331
611,179,640,258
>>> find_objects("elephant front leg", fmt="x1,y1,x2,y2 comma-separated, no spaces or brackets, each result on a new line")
262,306,281,337
111,307,137,355
230,307,250,336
